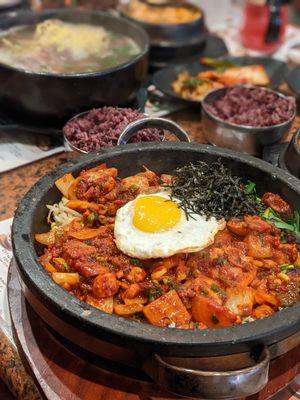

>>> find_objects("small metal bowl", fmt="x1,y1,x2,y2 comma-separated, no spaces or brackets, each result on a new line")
201,86,296,155
63,113,190,154
63,110,94,154
279,129,300,178
117,116,190,144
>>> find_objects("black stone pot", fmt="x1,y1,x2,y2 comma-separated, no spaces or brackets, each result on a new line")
121,4,205,69
12,143,300,399
0,9,149,124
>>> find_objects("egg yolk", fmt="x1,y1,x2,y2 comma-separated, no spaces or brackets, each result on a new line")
133,195,181,233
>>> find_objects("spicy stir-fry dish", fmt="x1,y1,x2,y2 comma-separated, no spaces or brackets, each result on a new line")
35,161,300,330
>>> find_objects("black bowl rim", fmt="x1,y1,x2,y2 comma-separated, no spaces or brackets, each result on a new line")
12,142,300,351
201,85,296,132
292,129,300,155
286,66,300,97
0,8,150,78
120,3,203,28
279,130,300,177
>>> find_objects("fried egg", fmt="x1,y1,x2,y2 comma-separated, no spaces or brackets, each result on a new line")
114,192,225,259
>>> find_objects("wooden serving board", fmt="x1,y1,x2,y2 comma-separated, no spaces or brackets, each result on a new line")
7,260,299,400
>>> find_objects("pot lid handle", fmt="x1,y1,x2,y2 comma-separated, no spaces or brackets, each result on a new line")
147,347,270,399
117,117,190,145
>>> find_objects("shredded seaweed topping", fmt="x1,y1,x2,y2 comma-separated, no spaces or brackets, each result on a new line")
166,160,263,220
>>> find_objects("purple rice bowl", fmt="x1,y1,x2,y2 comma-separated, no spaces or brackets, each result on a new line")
204,86,296,128
63,107,164,153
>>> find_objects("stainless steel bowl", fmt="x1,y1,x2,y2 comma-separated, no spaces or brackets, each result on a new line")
63,110,91,154
117,117,191,145
201,86,296,155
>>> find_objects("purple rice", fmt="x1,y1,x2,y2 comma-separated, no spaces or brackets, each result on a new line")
63,107,163,152
205,86,296,127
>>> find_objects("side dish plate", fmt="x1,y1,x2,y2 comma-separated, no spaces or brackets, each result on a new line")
153,56,288,106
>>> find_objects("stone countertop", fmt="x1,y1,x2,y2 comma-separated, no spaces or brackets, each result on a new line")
0,152,76,221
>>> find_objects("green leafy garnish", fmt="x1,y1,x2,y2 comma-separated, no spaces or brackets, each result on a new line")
62,260,69,271
54,258,69,272
210,283,226,296
244,181,256,195
87,213,95,222
280,264,299,273
87,212,98,224
243,181,263,210
129,184,139,192
182,78,206,89
200,57,236,72
243,183,300,238
169,282,179,291
147,286,163,302
194,322,199,329
263,208,300,237
130,258,142,266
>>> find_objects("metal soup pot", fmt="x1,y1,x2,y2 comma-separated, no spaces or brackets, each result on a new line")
12,142,300,399
0,9,149,124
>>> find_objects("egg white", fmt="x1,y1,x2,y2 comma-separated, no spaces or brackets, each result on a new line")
114,192,225,259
